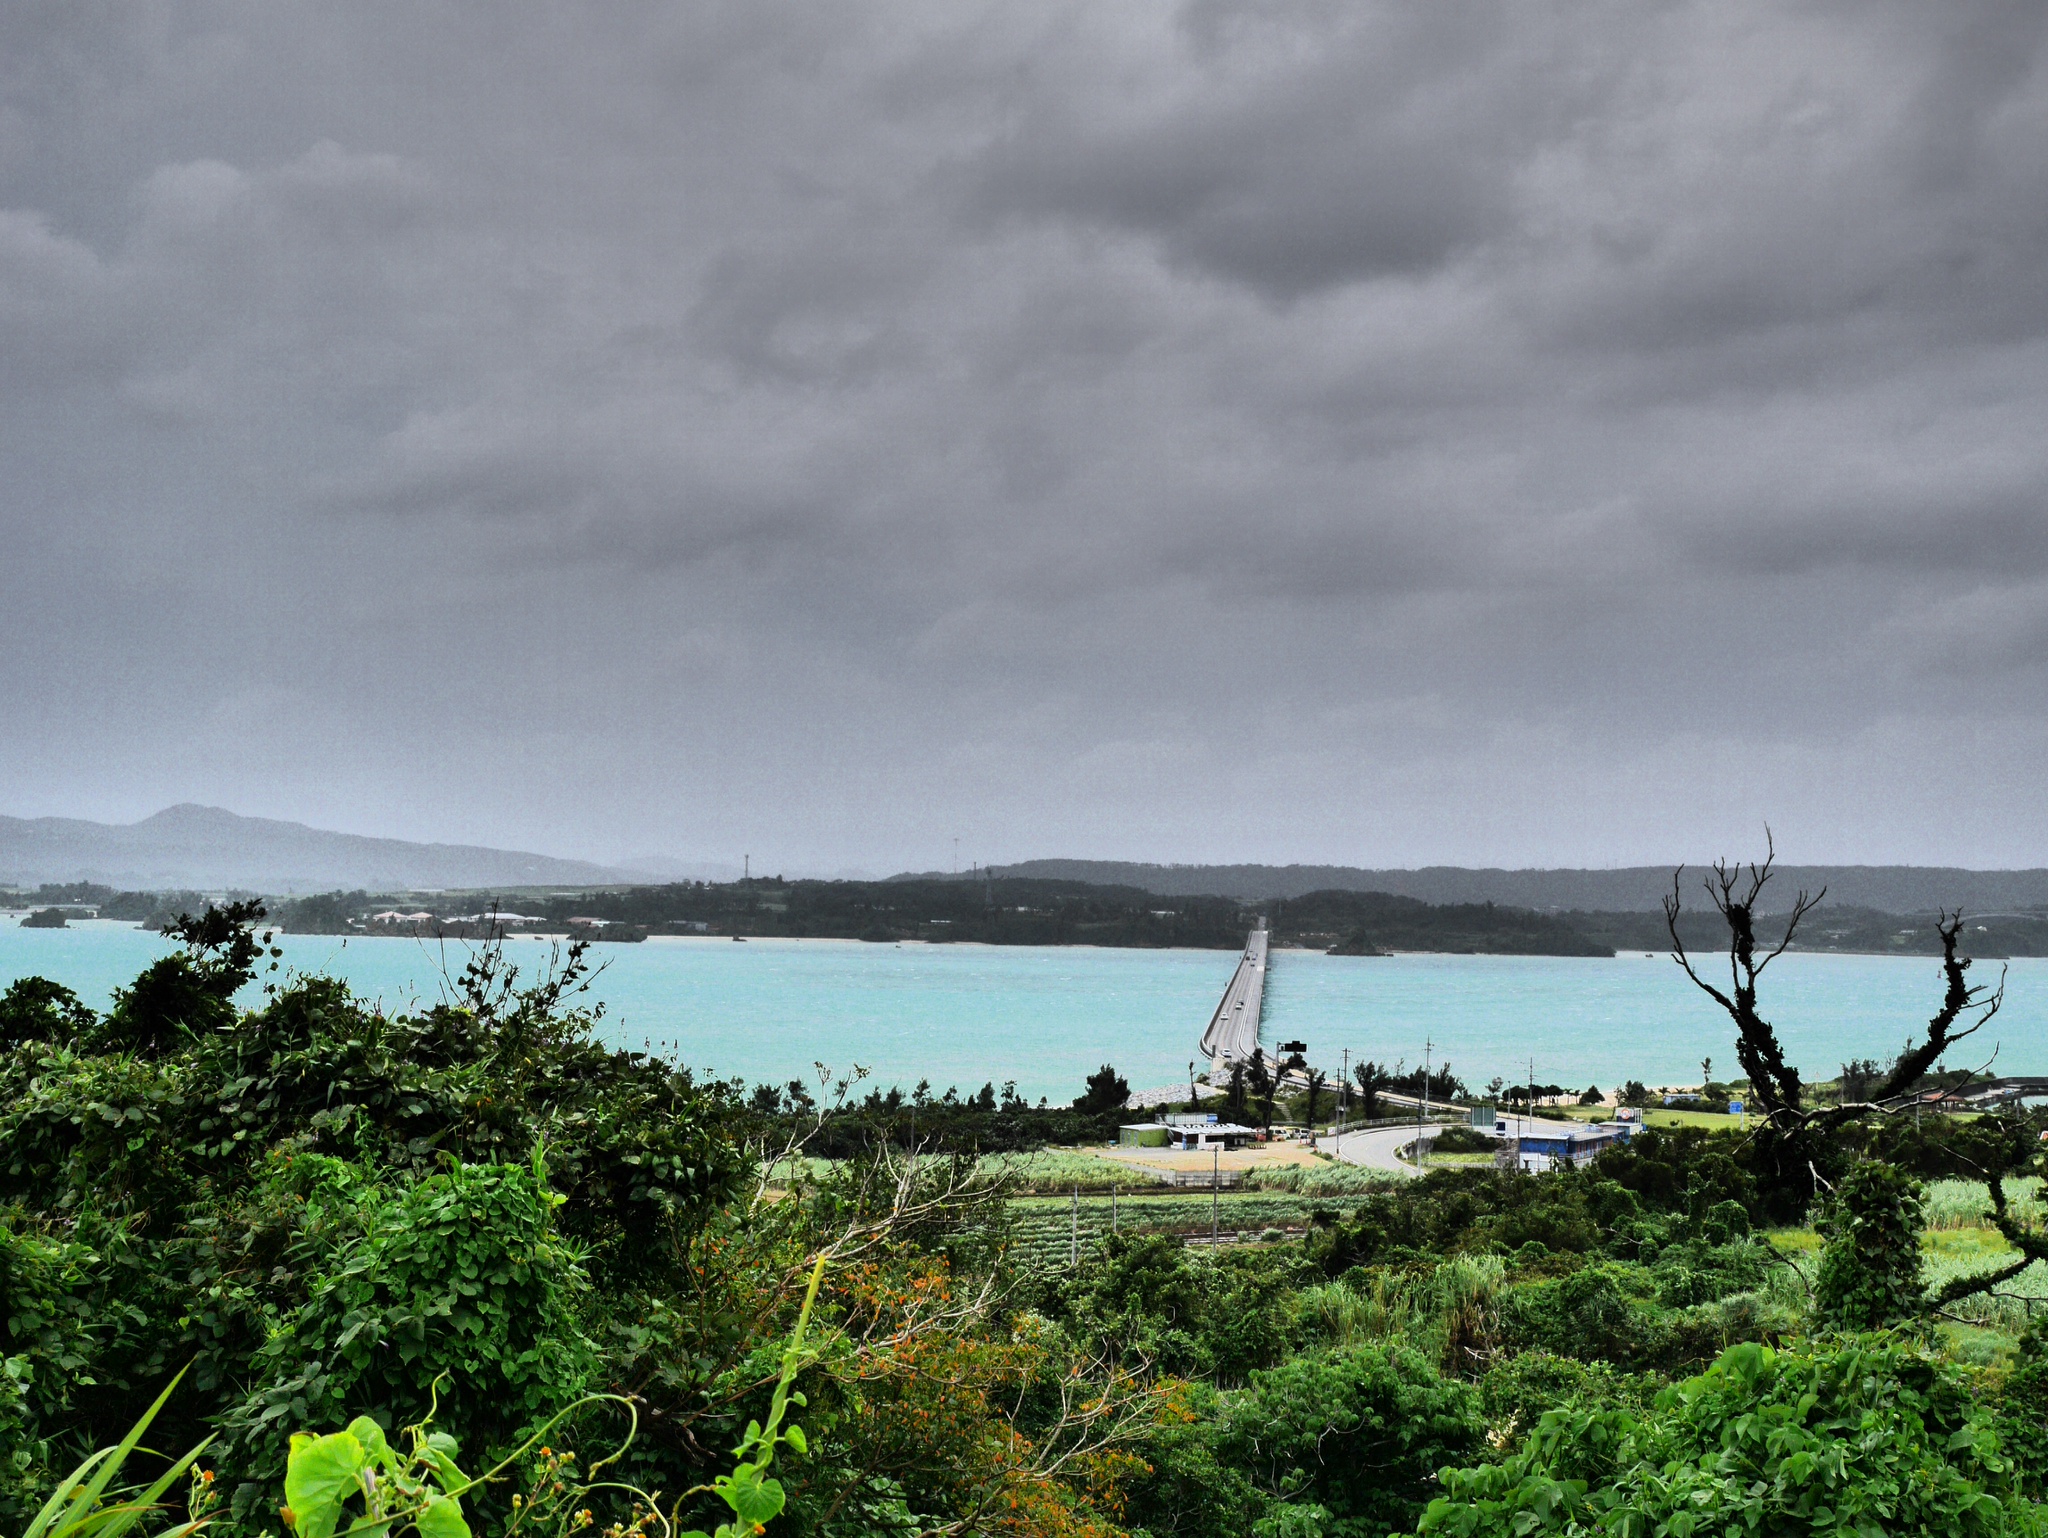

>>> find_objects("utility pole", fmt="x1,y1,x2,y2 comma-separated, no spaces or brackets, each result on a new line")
743,853,749,883
1342,1047,1350,1125
1523,1057,1535,1173
1418,1038,1432,1168
1196,1146,1212,1245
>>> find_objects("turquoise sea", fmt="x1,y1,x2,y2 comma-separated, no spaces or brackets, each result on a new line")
2,919,2040,1101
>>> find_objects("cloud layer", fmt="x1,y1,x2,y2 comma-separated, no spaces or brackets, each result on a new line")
4,0,2047,870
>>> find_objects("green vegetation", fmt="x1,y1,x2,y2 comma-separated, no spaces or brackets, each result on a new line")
1573,901,2048,959
19,872,2048,956
8,867,2048,1538
969,1150,1395,1198
275,878,1254,949
249,878,1624,955
1269,891,1611,957
1418,1336,2045,1536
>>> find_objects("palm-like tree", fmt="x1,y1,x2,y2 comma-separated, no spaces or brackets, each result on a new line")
1353,1059,1391,1120
1248,1048,1275,1133
1225,1060,1249,1121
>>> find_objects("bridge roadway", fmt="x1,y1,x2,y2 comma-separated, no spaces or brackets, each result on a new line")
1197,927,1268,1067
1960,1077,2048,1104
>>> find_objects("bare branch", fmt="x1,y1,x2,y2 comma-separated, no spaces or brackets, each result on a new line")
1755,884,1824,973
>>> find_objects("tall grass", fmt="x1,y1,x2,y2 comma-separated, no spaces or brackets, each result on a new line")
1923,1177,2044,1231
1919,1227,2048,1333
1294,1254,1507,1372
1918,1177,2048,1334
975,1149,1134,1193
1243,1161,1398,1196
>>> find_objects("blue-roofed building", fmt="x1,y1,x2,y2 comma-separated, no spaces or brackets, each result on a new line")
1494,1114,1634,1172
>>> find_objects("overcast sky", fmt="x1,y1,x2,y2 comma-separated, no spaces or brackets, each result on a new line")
4,1,2047,873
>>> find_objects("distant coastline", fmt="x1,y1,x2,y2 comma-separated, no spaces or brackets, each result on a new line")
8,875,2046,959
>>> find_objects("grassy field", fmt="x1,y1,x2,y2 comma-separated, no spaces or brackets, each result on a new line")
1541,1104,1749,1130
767,1145,1399,1197
982,1147,1397,1196
1767,1207,2048,1347
1639,1108,1749,1129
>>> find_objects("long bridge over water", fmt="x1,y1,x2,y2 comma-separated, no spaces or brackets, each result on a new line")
1197,926,1268,1067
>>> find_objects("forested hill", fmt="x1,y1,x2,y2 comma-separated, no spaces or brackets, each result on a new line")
980,859,2048,914
254,876,1619,954
1268,890,1611,956
32,872,2048,955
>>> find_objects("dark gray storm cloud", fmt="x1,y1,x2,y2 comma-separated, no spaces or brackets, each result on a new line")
4,0,2047,871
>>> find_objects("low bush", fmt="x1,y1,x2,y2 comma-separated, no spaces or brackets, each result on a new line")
1419,1338,2040,1537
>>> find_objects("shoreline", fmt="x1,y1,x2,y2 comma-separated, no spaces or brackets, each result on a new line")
2,914,2029,962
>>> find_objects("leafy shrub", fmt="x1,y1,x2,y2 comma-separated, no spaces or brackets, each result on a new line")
0,980,97,1050
0,1216,157,1510
1997,1326,2048,1499
1643,1234,1770,1308
283,1261,826,1538
1476,1353,1652,1452
218,1154,595,1524
1430,1126,1494,1155
1417,1337,2042,1537
1114,1380,1262,1538
1590,1126,1762,1224
0,1052,200,1220
1216,1342,1484,1537
93,902,274,1058
1498,1264,1661,1369
1041,1232,1305,1382
1813,1159,1926,1330
0,1352,45,1525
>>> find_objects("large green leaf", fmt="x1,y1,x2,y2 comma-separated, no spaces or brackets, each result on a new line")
412,1494,471,1538
285,1431,369,1538
713,1465,786,1535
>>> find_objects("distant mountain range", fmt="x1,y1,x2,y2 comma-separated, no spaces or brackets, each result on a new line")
977,860,2048,915
8,806,2046,917
0,805,631,892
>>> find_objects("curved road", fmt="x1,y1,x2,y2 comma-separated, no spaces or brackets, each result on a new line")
1328,1122,1443,1177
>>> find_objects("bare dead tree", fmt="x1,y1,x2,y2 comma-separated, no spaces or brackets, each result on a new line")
1666,831,2024,1308
1667,831,2005,1133
1663,831,1827,1125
